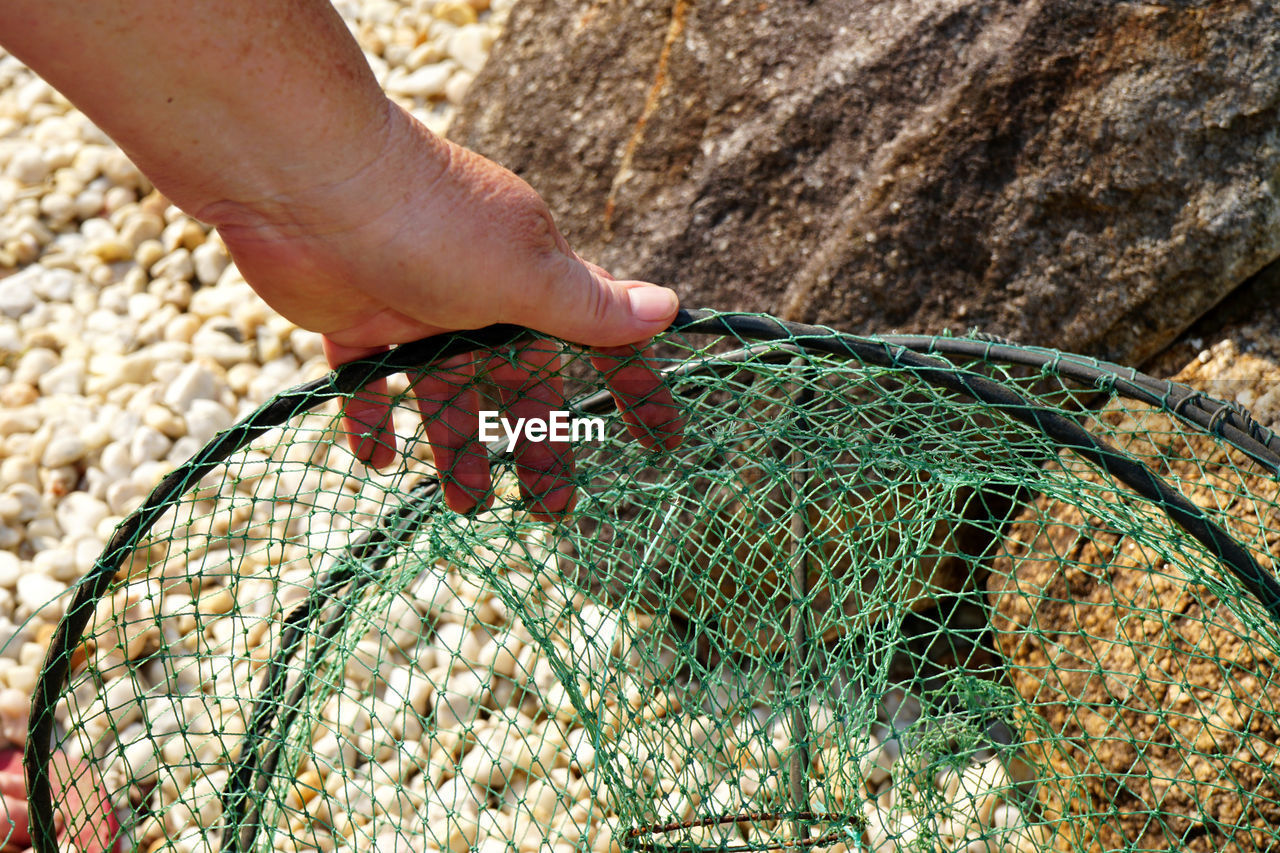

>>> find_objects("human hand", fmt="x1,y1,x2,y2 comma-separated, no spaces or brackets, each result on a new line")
0,747,118,853
201,103,685,520
0,0,683,521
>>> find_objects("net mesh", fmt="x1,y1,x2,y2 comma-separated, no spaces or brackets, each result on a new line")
23,309,1280,853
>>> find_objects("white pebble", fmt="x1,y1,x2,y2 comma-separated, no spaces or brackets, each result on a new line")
445,71,475,105
182,398,233,445
16,572,65,612
119,212,164,250
13,346,58,385
6,145,49,185
388,61,457,98
129,424,172,464
41,432,88,467
37,361,86,397
151,247,194,281
0,273,39,318
191,240,230,286
447,24,495,74
161,361,221,411
54,492,110,539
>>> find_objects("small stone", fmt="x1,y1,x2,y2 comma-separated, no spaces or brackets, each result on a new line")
41,433,88,467
5,145,48,185
12,345,58,384
388,62,457,99
100,149,143,189
32,548,77,583
191,324,254,366
445,71,475,106
103,185,137,215
434,0,477,25
39,191,75,225
0,383,38,407
16,572,65,613
0,551,21,588
54,492,110,540
73,187,105,219
0,485,41,522
118,212,164,251
191,240,230,286
164,313,202,344
135,238,164,270
142,405,185,441
447,24,494,74
105,479,146,516
89,238,132,262
406,41,448,70
160,218,204,253
0,267,39,317
0,457,37,490
162,361,220,410
151,278,193,310
183,399,233,445
151,248,194,281
0,688,29,732
4,233,39,266
289,328,325,361
37,361,86,397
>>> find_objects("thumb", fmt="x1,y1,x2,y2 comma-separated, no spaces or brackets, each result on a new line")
514,253,680,347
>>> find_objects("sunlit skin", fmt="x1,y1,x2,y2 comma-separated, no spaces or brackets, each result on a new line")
0,0,686,843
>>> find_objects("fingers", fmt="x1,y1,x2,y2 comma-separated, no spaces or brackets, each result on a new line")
48,751,117,853
487,343,575,522
0,747,27,851
513,250,680,349
410,354,493,514
322,337,397,469
590,344,684,451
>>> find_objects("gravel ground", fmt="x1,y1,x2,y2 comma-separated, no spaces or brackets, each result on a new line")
0,3,1044,852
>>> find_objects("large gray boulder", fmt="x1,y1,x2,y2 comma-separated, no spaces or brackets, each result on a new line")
450,0,1280,364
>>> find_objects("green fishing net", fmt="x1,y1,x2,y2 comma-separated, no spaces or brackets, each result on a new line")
24,309,1280,853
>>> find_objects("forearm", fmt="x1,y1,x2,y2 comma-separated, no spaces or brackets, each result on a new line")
0,0,402,221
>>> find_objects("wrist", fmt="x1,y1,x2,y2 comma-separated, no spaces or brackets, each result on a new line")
194,101,447,241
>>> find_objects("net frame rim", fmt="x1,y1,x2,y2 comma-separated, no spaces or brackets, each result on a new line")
23,307,1280,852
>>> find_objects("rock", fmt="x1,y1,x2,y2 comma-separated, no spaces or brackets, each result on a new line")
434,0,477,26
5,144,48,185
182,398,233,445
388,61,457,99
447,25,494,74
135,238,164,270
150,247,194,282
118,211,165,251
129,424,172,464
989,307,1280,852
30,267,78,302
0,551,21,589
15,572,65,614
191,323,254,366
37,361,85,397
13,347,59,386
31,549,76,583
445,71,475,107
191,240,229,286
450,0,1280,364
53,492,110,540
162,361,220,411
40,433,88,468
0,383,37,407
0,266,40,318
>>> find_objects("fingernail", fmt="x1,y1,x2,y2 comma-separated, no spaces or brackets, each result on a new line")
627,286,678,322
